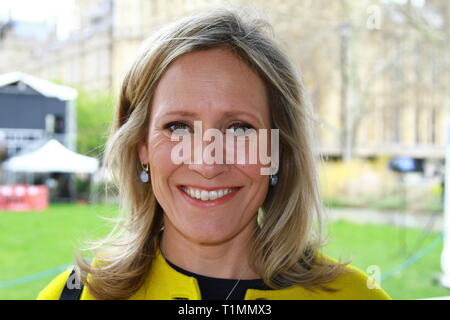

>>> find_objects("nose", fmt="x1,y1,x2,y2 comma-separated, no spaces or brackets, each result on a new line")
188,163,229,179
185,119,232,179
188,128,229,179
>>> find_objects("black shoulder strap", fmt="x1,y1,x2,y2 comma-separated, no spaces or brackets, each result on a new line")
60,268,84,300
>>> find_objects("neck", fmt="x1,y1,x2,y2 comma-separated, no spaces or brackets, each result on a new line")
160,218,260,280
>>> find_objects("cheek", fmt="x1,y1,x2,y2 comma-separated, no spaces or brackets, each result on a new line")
236,163,269,201
147,135,178,192
235,163,265,179
229,133,275,169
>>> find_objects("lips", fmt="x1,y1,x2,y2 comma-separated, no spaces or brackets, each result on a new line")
179,186,239,201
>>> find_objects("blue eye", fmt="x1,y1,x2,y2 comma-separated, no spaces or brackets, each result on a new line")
228,122,255,136
164,122,192,134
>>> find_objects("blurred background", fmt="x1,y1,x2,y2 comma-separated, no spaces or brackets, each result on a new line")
0,0,449,300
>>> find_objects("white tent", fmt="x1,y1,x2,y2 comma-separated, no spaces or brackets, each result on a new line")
2,139,99,173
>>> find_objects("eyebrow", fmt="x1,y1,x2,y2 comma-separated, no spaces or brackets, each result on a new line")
163,110,197,117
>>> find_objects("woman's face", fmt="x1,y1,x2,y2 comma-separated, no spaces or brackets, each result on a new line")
138,47,271,245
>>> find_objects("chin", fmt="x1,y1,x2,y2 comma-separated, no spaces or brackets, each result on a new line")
184,223,237,245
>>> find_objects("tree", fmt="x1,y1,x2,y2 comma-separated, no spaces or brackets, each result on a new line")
76,88,116,160
336,0,449,160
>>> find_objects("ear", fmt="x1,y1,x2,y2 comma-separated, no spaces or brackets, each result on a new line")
137,141,149,165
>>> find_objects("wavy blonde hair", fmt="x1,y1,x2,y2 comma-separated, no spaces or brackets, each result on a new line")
76,7,349,300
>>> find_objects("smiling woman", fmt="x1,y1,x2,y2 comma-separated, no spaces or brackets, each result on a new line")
37,7,391,300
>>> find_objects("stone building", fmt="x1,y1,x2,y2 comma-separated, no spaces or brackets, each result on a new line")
0,0,449,163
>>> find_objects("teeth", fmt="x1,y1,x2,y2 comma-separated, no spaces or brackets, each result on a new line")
181,187,237,201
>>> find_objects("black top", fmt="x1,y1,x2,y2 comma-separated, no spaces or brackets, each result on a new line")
165,259,272,300
60,268,84,300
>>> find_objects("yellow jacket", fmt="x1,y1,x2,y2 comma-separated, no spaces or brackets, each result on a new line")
37,251,391,300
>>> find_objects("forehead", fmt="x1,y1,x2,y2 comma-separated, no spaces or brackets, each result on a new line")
150,47,270,124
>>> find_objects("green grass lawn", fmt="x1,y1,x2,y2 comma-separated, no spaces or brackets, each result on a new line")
1,204,449,300
322,220,449,299
0,204,117,300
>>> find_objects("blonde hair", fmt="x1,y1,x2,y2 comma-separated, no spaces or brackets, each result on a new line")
76,7,349,300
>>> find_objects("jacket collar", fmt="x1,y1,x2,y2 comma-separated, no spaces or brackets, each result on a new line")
133,249,311,300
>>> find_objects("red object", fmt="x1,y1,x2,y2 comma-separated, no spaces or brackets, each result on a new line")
0,185,48,211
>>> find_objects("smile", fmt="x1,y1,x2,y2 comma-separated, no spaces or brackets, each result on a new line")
178,186,240,201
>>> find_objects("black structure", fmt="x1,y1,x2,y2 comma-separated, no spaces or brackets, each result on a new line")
0,72,79,201
0,72,77,160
